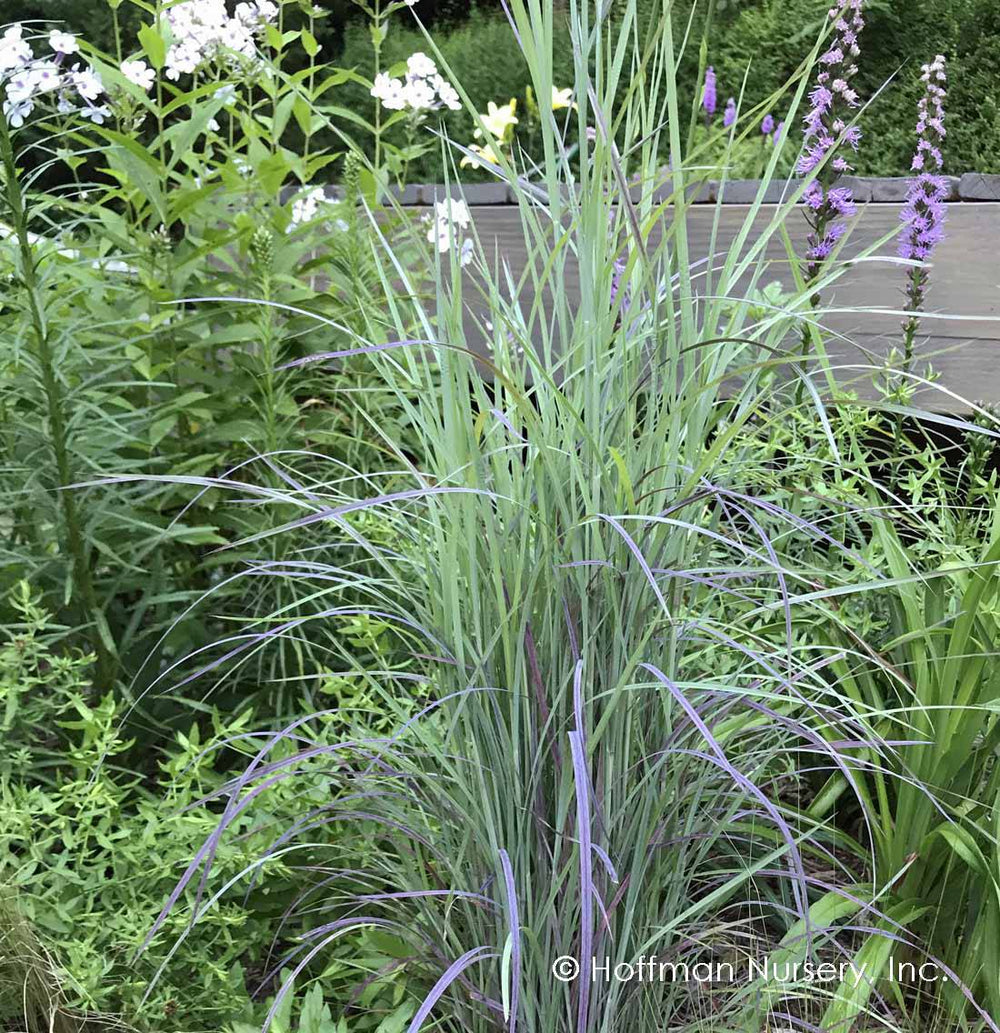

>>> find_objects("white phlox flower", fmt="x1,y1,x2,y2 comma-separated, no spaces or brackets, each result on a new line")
369,51,461,114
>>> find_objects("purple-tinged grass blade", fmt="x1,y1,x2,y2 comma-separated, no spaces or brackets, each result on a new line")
593,515,670,616
569,657,594,1033
568,735,594,1032
278,338,435,370
498,849,520,1033
592,844,619,884
640,664,810,933
406,946,498,1033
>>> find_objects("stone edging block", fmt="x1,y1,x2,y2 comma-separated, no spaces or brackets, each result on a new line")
959,173,1000,201
381,175,1000,205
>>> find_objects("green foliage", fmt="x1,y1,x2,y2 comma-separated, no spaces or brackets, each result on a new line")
0,586,273,1027
0,584,96,777
339,0,1000,179
230,963,415,1033
335,7,576,182
4,2,1000,1033
6,0,1000,178
722,379,1000,1024
0,584,426,1032
0,6,423,696
669,0,1000,175
231,977,348,1033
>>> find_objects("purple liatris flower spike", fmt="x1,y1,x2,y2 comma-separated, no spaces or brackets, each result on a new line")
702,66,717,117
723,97,736,127
797,0,865,279
899,54,947,263
899,54,947,364
761,113,775,135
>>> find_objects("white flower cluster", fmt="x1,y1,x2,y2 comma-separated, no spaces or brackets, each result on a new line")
1,25,108,128
290,186,329,227
287,186,349,232
370,52,460,114
163,0,278,81
425,198,473,264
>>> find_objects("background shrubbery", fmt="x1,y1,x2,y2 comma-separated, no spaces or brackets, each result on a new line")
7,0,1000,178
682,0,1000,176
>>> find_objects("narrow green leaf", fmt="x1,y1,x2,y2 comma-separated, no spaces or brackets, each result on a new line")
137,23,166,69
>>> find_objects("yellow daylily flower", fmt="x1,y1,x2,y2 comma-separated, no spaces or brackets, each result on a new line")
474,99,519,142
460,142,502,169
551,86,575,111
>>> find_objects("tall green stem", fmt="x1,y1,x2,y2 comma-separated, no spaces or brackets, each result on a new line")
111,0,123,67
0,108,113,687
685,0,716,153
257,264,280,455
373,0,382,179
901,266,926,373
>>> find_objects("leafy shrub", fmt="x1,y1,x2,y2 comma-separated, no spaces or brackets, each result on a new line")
0,585,307,1029
0,8,425,699
229,963,415,1033
0,582,430,1031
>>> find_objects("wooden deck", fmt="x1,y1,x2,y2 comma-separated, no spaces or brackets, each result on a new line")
435,201,1000,409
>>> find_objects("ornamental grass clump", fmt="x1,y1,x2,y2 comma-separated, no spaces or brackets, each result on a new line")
134,3,971,1032
899,54,948,368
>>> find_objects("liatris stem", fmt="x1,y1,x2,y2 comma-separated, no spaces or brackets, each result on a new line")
901,266,928,369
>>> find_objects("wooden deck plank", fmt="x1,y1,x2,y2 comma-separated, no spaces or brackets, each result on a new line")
435,202,1000,408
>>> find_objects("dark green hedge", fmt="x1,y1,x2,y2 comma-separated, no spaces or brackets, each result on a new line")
5,0,999,178
335,0,1000,180
680,0,1000,176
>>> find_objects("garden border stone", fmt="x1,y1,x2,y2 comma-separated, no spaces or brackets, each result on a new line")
958,173,1000,201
